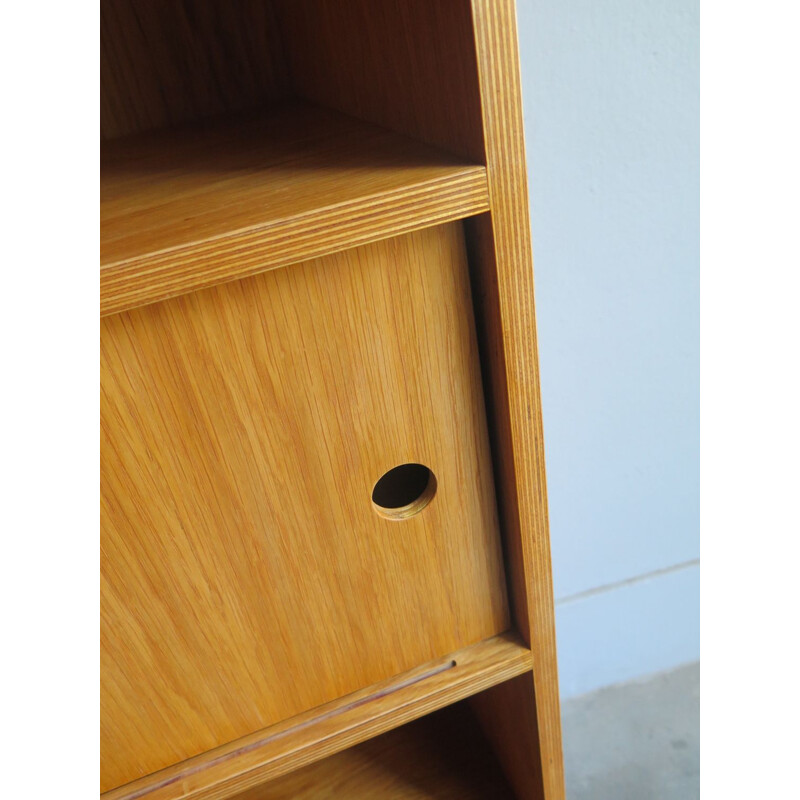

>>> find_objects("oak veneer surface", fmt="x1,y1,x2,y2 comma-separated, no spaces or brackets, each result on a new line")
102,635,531,800
101,0,290,140
100,223,508,792
230,703,515,800
100,102,489,317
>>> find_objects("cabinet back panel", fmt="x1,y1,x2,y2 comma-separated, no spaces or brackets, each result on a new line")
101,0,485,162
101,0,290,139
100,223,508,791
276,0,485,162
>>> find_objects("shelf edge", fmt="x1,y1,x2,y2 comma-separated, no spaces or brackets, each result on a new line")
101,632,531,800
101,168,489,318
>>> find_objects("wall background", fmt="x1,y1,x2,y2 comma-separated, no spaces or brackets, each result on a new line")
516,0,699,697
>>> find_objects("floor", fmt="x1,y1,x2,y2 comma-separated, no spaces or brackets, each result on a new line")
561,662,699,800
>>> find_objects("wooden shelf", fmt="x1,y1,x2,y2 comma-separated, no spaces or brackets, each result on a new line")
231,702,516,800
102,633,531,800
100,101,489,317
100,2,565,797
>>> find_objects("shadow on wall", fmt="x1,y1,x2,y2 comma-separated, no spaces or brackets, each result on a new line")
516,0,699,696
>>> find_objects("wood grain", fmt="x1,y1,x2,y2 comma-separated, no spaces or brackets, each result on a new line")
100,3,566,797
276,0,485,162
101,0,289,140
100,223,508,791
100,102,489,317
469,672,545,800
102,634,531,800
468,1,566,797
230,701,515,800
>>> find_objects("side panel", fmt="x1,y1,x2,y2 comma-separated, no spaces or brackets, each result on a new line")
468,1,566,797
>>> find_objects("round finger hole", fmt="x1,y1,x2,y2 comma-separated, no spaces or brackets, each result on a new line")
371,463,436,520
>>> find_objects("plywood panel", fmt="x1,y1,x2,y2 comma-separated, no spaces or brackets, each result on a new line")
469,671,545,800
231,702,514,800
276,0,485,162
100,102,488,317
102,635,531,800
100,223,508,791
468,1,565,796
101,0,289,139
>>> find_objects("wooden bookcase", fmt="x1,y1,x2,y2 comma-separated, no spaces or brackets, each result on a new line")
100,1,564,798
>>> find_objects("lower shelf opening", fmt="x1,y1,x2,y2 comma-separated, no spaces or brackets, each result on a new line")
230,700,516,800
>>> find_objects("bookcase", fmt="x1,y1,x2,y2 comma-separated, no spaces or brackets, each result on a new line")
100,2,565,798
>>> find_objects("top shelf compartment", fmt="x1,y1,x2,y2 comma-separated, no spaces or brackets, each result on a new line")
100,0,488,317
101,102,489,316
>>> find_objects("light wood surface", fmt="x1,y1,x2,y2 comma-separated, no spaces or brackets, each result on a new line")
468,1,566,797
101,102,489,317
101,0,289,140
102,634,531,800
230,701,515,800
276,0,485,162
100,223,508,792
100,3,566,798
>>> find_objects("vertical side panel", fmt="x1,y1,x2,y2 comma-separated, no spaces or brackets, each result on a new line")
469,1,565,797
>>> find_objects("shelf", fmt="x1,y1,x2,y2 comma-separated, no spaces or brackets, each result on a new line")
231,702,516,800
102,633,531,800
100,101,490,316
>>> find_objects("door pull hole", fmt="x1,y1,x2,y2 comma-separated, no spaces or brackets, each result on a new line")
371,463,436,521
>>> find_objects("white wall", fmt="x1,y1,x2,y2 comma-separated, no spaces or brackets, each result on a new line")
517,0,699,697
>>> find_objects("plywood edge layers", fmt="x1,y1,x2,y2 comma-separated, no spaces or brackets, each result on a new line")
468,1,566,797
101,167,488,317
